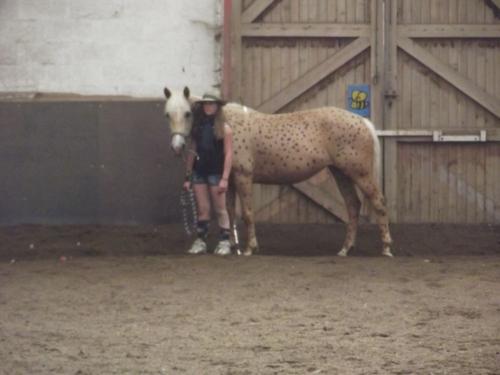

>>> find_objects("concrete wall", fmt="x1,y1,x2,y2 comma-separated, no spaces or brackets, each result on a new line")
0,99,185,225
0,0,221,97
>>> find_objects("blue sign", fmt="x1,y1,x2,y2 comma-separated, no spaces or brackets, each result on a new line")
347,84,370,118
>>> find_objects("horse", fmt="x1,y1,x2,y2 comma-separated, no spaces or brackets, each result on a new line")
163,86,393,257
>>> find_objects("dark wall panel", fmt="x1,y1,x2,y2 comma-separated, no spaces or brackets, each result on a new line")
0,100,184,225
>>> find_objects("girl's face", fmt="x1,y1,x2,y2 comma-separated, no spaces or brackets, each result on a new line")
203,102,218,116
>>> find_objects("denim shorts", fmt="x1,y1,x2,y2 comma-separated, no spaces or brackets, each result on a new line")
192,171,222,186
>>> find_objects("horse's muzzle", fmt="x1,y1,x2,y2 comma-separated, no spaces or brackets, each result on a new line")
171,134,186,155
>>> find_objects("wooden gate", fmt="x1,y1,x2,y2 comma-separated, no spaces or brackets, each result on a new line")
224,0,500,224
383,0,500,223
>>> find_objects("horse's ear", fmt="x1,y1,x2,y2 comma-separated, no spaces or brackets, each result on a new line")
183,86,190,99
164,87,171,98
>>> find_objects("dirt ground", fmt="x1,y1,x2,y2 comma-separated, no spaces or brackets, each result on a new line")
0,223,499,375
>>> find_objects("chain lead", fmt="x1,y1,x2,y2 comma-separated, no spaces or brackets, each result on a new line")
180,189,197,236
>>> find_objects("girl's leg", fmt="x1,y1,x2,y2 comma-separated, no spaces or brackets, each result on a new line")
193,183,211,222
209,186,231,255
188,183,211,254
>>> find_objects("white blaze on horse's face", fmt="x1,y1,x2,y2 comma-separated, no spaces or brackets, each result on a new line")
163,86,193,155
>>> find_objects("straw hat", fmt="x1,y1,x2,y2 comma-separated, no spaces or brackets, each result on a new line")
195,92,227,106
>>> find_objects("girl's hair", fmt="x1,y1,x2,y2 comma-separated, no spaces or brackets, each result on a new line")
191,102,226,140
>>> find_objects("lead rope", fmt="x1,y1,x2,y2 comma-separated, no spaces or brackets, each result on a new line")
180,148,199,237
180,188,197,236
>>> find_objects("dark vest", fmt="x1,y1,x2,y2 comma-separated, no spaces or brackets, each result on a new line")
193,118,224,176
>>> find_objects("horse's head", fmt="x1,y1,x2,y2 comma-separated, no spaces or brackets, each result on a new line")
163,86,193,155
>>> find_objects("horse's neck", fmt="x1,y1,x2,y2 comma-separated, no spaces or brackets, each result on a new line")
226,102,258,114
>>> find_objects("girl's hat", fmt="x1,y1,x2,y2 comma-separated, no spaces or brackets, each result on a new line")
195,92,227,106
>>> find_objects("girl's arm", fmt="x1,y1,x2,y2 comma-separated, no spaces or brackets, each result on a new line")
222,123,233,181
217,124,233,194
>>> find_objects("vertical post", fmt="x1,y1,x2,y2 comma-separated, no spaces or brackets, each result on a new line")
369,0,386,222
222,0,232,100
230,0,243,103
370,0,385,129
383,0,399,221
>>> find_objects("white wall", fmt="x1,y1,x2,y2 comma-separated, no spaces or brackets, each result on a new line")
0,0,222,97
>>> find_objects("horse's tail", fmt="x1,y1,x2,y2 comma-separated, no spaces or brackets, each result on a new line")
362,117,381,185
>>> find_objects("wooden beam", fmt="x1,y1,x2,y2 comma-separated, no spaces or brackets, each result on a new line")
241,23,370,38
222,0,232,100
398,37,500,120
377,130,433,137
257,37,370,113
293,181,349,223
230,0,243,102
241,0,275,23
383,0,399,222
399,24,500,38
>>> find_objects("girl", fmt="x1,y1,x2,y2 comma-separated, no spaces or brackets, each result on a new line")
183,93,233,255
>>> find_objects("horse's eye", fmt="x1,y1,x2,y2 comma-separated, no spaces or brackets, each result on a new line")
184,112,191,119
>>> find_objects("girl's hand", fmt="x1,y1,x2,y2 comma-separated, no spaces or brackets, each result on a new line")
183,180,192,191
218,178,228,194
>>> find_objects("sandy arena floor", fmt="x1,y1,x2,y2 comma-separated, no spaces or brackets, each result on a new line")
0,223,499,374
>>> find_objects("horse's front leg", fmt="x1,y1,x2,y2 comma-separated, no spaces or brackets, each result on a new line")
226,180,240,254
233,172,258,256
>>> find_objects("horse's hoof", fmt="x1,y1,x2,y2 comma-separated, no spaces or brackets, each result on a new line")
243,249,253,256
337,248,348,257
382,249,394,257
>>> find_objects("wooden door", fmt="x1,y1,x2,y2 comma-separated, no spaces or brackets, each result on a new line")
225,0,500,224
383,0,500,223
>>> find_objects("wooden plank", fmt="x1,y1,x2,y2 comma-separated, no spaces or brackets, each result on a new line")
346,0,355,23
398,37,500,120
241,41,252,105
355,0,365,23
402,50,413,127
261,43,272,102
293,181,349,222
448,24,459,130
258,37,370,113
435,40,456,223
253,45,262,107
396,146,405,221
337,0,346,23
230,0,243,102
466,146,476,223
327,0,337,22
384,0,399,221
477,38,487,131
411,58,422,129
428,42,440,130
241,22,371,38
477,145,486,222
281,0,291,23
411,0,422,24
439,1,450,135
398,24,500,38
271,44,281,98
241,0,275,23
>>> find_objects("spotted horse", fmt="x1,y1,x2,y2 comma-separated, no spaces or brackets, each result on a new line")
164,87,393,257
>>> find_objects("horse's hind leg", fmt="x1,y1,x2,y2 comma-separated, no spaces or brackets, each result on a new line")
329,167,361,256
351,174,393,257
233,173,259,256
